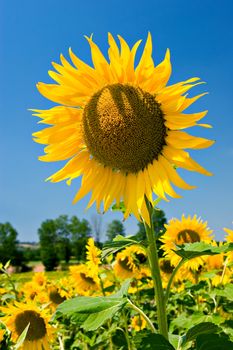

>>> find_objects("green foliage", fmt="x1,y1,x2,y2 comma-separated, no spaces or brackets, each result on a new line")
135,332,175,349
69,216,92,260
102,235,140,259
181,322,220,346
55,215,72,263
0,222,23,266
106,220,125,242
173,242,233,260
56,296,128,331
38,219,60,271
195,333,233,350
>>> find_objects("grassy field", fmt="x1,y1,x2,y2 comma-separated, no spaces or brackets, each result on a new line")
11,270,69,284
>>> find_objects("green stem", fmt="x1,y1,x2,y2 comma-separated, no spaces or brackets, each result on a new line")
99,274,113,350
127,298,156,333
123,310,132,350
165,258,186,303
144,198,168,339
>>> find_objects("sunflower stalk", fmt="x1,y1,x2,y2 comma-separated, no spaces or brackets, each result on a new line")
144,197,168,339
165,258,186,303
127,298,156,333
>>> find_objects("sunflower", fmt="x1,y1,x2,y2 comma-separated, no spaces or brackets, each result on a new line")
32,272,47,287
47,285,66,310
32,33,213,224
0,329,5,343
86,237,101,273
161,215,213,270
224,227,233,262
114,245,147,279
131,315,147,331
23,281,45,302
1,301,53,350
69,265,100,295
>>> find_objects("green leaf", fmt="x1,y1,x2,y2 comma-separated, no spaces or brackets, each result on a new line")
173,242,228,260
215,284,233,301
152,198,162,207
135,333,175,349
196,333,233,350
102,235,139,259
14,323,30,349
113,279,131,298
112,201,126,214
56,296,127,331
182,322,220,345
168,334,181,349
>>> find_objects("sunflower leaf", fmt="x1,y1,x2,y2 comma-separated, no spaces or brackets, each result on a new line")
214,284,233,301
102,235,139,260
172,242,231,260
134,332,175,349
111,201,126,214
55,296,128,331
195,333,233,350
14,323,30,349
181,322,220,345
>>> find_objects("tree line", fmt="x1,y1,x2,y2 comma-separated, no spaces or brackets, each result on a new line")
0,210,167,271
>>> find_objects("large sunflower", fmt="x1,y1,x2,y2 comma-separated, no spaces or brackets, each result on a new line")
161,214,213,270
1,301,53,350
32,33,214,223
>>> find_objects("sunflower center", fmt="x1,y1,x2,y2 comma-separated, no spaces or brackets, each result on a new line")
15,310,47,341
119,257,134,272
160,259,174,274
80,273,96,285
49,289,66,305
177,229,201,244
83,83,166,173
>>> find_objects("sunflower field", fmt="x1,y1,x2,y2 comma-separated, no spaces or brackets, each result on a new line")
1,33,233,349
1,225,233,350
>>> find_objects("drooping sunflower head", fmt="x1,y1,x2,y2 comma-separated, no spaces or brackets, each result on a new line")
161,214,213,270
47,285,66,307
1,301,53,350
32,33,214,224
69,264,100,295
114,245,147,279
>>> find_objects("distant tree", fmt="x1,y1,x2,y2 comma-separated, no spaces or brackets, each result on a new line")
22,247,41,262
55,215,72,263
0,222,22,266
91,215,103,243
38,219,59,271
106,220,125,242
69,216,92,261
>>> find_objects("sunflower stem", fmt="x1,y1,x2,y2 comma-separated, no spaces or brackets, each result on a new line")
165,258,186,303
144,198,168,339
127,298,156,333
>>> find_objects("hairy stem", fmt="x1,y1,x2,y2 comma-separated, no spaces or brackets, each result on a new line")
144,198,168,339
165,258,186,303
127,298,156,333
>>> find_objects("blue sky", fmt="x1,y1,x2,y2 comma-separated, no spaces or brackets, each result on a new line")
1,0,233,242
